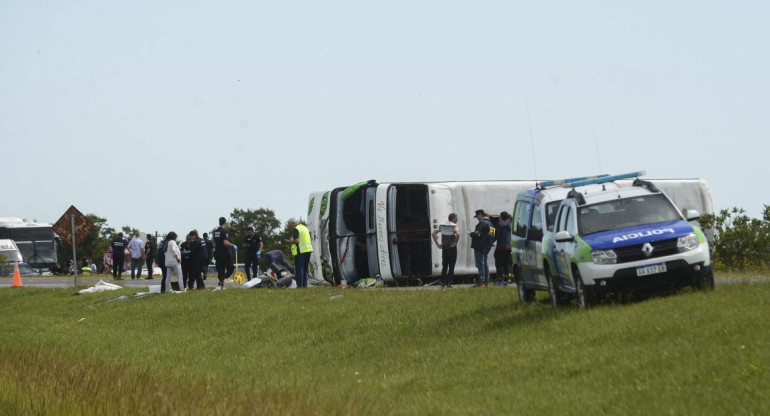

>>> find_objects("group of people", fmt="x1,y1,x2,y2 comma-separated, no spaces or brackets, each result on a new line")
52,258,97,275
431,209,512,288
107,216,315,292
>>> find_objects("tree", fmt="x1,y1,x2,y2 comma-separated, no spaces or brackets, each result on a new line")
227,207,283,256
699,205,770,271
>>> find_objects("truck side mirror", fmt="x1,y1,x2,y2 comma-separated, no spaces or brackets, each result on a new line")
555,231,574,243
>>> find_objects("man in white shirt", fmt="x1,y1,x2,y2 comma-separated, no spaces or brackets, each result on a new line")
127,231,145,280
432,213,460,289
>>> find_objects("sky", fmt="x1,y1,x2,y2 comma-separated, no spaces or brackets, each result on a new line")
1,1,768,235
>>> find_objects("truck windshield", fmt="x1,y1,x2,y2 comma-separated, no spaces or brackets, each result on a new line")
578,194,682,235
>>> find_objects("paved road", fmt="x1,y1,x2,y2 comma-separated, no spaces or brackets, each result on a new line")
1,275,769,289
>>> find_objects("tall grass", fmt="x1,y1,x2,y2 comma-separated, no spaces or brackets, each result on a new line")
1,284,768,415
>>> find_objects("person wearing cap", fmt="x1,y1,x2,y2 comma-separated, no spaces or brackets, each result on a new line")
470,209,496,287
287,218,313,288
432,213,460,289
213,217,236,290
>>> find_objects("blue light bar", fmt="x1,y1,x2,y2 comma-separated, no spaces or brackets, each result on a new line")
562,171,646,188
537,174,610,188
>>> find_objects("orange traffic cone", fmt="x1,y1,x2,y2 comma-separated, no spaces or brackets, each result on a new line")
12,261,23,288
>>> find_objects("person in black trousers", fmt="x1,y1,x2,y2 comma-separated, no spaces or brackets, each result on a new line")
144,234,156,279
189,229,207,289
110,232,128,280
243,227,263,281
201,233,213,281
180,232,195,290
213,217,236,290
432,213,460,289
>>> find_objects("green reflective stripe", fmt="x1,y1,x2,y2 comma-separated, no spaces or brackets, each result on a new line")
574,236,593,263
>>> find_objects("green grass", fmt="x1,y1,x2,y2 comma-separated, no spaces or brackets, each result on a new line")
1,284,768,415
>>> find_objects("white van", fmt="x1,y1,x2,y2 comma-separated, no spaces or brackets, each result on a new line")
307,180,537,285
0,239,23,263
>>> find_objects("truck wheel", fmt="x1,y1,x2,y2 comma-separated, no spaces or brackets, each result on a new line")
515,268,534,304
545,266,564,308
694,267,715,291
574,268,596,309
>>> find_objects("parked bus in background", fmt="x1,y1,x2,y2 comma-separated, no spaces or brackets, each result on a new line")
307,180,538,286
0,218,58,269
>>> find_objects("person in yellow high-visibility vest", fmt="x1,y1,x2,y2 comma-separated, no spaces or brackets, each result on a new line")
287,218,313,288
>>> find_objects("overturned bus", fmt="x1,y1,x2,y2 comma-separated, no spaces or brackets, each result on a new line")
306,180,538,285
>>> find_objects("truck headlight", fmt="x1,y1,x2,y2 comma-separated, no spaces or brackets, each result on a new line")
591,249,617,265
677,233,699,252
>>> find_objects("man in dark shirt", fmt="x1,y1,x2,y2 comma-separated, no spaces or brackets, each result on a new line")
144,235,156,280
243,227,263,281
202,233,213,281
213,217,236,290
470,209,496,287
180,233,194,289
192,230,208,289
111,232,128,280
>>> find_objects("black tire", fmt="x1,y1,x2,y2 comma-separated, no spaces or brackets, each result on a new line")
694,267,715,291
514,268,535,303
545,265,565,308
574,268,596,309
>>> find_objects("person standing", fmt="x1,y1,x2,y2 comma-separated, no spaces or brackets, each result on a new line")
213,217,236,290
287,218,313,288
162,231,184,293
201,232,213,281
470,209,496,287
110,232,128,280
191,230,208,289
127,231,145,280
432,213,460,289
180,232,195,289
493,211,513,282
156,235,168,289
144,234,156,279
243,227,263,281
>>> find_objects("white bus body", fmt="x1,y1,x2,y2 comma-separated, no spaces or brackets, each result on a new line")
307,180,537,285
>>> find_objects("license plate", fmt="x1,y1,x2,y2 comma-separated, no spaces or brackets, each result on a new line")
636,263,667,277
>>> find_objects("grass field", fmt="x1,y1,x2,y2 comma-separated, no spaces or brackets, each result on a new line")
1,281,768,415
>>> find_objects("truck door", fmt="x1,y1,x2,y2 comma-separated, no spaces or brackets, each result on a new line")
554,203,577,285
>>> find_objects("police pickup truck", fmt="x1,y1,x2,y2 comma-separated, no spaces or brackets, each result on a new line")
512,172,713,307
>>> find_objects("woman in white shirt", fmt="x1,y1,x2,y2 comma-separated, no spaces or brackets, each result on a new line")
163,231,184,292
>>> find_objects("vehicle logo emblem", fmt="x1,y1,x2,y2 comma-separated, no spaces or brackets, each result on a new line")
642,242,654,257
